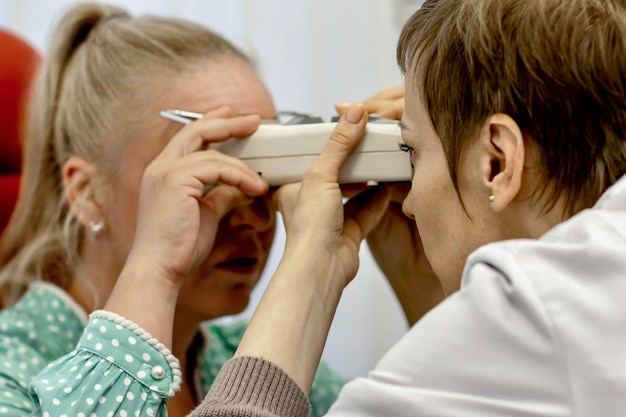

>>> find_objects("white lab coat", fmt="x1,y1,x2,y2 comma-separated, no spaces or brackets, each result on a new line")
328,175,626,416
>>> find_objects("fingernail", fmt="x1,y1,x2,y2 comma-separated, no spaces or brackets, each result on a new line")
335,102,350,109
346,103,364,124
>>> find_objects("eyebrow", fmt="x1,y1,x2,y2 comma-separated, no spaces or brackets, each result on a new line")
399,121,410,131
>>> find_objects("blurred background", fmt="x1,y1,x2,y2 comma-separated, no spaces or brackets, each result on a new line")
0,0,424,379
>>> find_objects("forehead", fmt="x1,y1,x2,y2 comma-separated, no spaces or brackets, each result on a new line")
121,56,276,172
403,76,429,127
165,56,276,118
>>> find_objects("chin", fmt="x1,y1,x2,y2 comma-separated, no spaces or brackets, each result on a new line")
216,286,251,316
178,267,262,318
182,284,253,321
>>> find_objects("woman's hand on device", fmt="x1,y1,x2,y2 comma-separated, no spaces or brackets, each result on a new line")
129,106,268,285
107,106,267,346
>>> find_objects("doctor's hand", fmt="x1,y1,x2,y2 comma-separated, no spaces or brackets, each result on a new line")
366,183,445,327
336,85,404,120
273,104,391,288
236,103,390,393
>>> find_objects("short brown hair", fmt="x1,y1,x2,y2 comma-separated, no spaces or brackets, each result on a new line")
398,0,626,216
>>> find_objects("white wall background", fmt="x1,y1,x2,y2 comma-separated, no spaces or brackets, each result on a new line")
0,0,423,379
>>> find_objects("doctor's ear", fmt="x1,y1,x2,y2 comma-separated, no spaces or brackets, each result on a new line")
62,157,104,231
482,114,525,212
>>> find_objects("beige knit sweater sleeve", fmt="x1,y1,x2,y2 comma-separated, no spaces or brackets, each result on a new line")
192,356,311,417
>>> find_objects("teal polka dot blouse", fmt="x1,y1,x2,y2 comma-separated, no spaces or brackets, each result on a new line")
0,282,346,416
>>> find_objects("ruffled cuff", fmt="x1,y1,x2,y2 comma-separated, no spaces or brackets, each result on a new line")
84,310,182,395
30,310,182,416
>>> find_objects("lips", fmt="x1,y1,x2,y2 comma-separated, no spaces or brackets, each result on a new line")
215,256,259,274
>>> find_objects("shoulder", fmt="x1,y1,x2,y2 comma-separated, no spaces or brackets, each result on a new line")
0,283,85,396
465,203,626,306
330,248,571,415
459,207,626,353
0,282,85,351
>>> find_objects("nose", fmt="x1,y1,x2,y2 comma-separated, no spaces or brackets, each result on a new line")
401,194,415,220
227,196,275,232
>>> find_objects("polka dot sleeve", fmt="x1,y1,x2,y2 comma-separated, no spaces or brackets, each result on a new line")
29,310,182,416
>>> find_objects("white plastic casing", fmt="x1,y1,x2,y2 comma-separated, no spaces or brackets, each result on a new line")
213,122,412,186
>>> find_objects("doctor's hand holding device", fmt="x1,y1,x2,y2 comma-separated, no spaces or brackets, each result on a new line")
160,109,413,186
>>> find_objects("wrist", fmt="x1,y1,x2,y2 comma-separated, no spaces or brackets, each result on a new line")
235,245,346,392
280,243,347,297
104,261,182,348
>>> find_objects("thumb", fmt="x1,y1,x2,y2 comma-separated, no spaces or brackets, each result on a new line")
344,185,391,244
270,183,302,230
306,103,367,183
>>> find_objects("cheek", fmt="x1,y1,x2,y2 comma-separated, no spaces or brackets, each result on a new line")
409,164,455,249
259,221,277,255
410,184,436,230
407,165,437,219
255,218,277,271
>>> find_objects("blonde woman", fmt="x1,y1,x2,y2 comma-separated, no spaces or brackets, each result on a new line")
0,3,346,416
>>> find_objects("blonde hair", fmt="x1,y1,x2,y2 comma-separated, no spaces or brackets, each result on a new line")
398,0,626,216
0,2,253,305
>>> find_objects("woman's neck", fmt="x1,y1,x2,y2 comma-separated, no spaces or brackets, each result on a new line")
66,265,112,313
170,311,206,416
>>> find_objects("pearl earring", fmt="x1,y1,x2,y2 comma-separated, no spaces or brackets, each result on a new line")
88,221,105,236
489,195,495,203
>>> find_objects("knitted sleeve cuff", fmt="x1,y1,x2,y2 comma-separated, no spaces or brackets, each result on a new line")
197,356,310,417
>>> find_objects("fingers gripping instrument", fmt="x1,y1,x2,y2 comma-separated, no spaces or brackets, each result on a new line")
160,110,413,186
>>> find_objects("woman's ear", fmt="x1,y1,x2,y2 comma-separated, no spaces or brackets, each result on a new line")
62,157,103,228
482,114,525,212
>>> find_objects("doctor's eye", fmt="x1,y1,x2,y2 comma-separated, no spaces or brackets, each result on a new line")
398,143,415,173
398,143,414,155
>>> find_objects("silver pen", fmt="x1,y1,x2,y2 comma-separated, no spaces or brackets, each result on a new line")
160,109,203,124
160,109,283,125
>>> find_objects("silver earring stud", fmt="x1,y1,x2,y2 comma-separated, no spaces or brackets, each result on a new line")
489,195,495,203
88,221,104,236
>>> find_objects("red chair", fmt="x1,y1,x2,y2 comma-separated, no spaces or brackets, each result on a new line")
0,29,41,235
